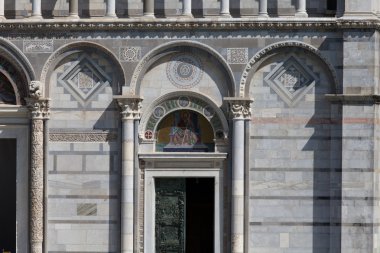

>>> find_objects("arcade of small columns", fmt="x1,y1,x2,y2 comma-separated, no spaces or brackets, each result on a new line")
0,0,309,19
26,87,252,253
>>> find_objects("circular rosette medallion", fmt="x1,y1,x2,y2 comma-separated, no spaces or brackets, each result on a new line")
166,54,203,89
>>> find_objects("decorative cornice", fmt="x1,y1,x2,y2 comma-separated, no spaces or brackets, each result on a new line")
114,95,143,120
25,98,50,119
224,97,253,120
0,18,378,32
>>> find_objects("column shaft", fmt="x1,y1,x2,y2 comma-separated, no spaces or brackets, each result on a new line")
31,0,42,17
259,0,268,17
106,0,117,17
220,0,230,16
69,0,79,18
30,119,44,253
182,0,192,17
143,0,154,17
295,0,308,17
231,119,245,253
121,118,135,253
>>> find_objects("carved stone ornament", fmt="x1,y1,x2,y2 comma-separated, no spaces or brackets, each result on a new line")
114,95,143,120
49,131,117,142
224,97,253,119
30,119,44,253
29,81,42,99
26,97,50,119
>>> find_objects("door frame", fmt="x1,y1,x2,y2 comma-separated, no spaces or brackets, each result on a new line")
140,153,226,253
0,106,30,253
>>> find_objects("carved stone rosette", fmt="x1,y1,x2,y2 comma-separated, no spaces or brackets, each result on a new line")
114,95,143,120
224,97,253,120
26,96,50,253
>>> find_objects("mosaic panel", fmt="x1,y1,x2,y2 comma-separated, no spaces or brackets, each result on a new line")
57,54,112,106
119,47,141,62
227,48,248,64
166,54,203,89
264,55,319,107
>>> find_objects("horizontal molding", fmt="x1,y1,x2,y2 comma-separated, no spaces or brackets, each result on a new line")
325,94,380,104
48,219,117,224
250,196,378,201
48,195,118,199
0,18,378,31
250,168,377,172
250,222,380,227
250,136,366,140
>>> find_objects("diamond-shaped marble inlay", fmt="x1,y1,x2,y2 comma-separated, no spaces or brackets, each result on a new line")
264,55,319,107
58,54,111,106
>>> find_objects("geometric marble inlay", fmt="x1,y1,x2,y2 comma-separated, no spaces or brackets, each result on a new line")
58,54,112,106
227,48,248,64
264,55,319,107
166,53,203,89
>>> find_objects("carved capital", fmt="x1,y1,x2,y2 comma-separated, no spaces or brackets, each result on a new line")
26,98,50,119
114,95,143,120
224,97,253,120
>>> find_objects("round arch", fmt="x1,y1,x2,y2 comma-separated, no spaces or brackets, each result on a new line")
129,40,236,96
40,41,126,95
0,38,36,100
140,91,229,143
239,40,339,97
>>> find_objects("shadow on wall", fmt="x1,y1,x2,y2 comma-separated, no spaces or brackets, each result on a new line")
4,0,16,19
79,0,90,18
94,103,122,252
192,0,203,18
303,40,342,253
41,0,58,18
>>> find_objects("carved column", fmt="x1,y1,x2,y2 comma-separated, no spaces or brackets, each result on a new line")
26,81,50,253
115,95,143,253
143,0,154,17
31,0,42,18
105,0,117,18
182,0,192,17
258,0,268,17
295,0,308,17
0,0,5,19
220,0,230,16
69,0,79,18
225,97,252,253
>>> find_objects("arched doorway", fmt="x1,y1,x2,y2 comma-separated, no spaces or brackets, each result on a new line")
139,93,228,253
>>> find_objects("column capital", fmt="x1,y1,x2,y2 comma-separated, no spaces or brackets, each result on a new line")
224,97,253,120
114,95,143,120
26,98,50,119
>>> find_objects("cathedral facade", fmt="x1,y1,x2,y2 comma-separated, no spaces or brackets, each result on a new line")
0,0,379,252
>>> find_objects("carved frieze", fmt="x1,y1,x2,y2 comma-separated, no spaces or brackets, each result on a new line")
49,131,117,142
23,39,54,53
